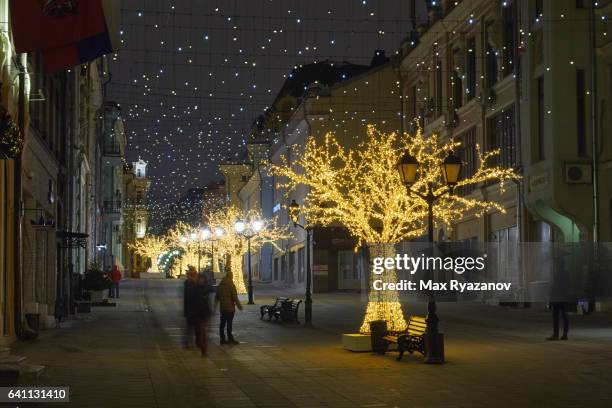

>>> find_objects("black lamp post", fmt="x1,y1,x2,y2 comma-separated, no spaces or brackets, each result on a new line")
189,231,203,272
235,219,263,305
289,199,313,327
397,150,462,364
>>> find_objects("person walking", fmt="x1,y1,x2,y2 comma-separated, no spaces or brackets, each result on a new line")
109,264,122,298
215,271,242,345
547,246,570,341
195,270,215,356
183,267,200,349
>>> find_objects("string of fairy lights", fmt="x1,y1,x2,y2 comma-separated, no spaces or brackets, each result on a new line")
108,0,608,229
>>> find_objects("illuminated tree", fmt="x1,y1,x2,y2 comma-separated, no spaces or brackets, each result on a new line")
129,235,168,272
166,221,210,274
208,205,290,294
272,125,519,333
404,126,519,227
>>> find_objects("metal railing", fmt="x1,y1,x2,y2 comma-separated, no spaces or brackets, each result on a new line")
102,200,122,214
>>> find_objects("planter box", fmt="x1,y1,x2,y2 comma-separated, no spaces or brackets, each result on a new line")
342,333,372,352
140,272,166,280
89,290,105,303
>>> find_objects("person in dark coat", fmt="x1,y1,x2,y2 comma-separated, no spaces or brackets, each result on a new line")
184,266,215,355
547,247,570,340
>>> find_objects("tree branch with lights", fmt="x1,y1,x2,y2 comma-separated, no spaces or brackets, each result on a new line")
272,125,519,334
129,234,169,273
165,221,211,274
207,205,291,294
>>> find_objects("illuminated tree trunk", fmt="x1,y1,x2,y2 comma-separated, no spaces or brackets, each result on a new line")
359,243,407,334
229,253,247,294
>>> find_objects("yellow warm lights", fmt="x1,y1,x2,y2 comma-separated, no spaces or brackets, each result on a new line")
208,205,291,294
129,235,169,272
272,125,519,334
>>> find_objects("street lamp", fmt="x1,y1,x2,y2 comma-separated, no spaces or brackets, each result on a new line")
206,227,224,274
397,151,462,364
289,199,313,327
189,231,201,272
234,219,263,305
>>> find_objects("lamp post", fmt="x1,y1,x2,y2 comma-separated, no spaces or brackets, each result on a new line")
235,219,263,305
189,231,203,272
397,150,462,364
289,199,313,327
201,226,224,274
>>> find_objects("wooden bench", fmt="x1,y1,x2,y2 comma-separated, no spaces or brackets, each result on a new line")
274,299,302,324
260,297,288,320
382,315,427,360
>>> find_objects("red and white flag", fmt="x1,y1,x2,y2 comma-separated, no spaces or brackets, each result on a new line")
10,0,121,72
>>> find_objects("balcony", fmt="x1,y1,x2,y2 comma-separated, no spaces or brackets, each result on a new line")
102,200,122,220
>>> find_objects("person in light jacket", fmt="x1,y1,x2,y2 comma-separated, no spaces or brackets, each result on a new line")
215,271,242,345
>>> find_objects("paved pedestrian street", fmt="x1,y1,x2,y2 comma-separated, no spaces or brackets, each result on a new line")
11,279,612,408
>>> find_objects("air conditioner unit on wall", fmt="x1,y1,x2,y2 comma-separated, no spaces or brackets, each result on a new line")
565,163,592,184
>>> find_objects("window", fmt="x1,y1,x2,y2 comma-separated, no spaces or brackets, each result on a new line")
457,127,477,196
338,251,360,281
434,53,443,117
535,0,543,18
536,76,545,161
502,3,516,77
274,257,279,280
486,42,498,89
281,255,287,281
576,69,586,156
487,106,516,168
466,38,476,101
288,251,295,283
452,48,464,109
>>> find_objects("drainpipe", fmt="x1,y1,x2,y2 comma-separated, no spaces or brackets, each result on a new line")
14,55,25,338
589,2,599,243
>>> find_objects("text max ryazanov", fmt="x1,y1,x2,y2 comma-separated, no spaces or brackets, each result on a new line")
372,280,512,292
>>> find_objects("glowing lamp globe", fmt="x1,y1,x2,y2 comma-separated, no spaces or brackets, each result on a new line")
200,228,211,240
289,199,300,226
214,227,225,238
397,152,418,186
442,152,462,187
234,220,246,234
251,219,264,232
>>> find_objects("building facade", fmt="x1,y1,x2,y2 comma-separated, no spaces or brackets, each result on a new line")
98,102,126,272
122,159,151,278
0,0,26,340
397,0,611,302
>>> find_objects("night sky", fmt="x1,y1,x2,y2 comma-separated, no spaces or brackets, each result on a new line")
108,0,424,207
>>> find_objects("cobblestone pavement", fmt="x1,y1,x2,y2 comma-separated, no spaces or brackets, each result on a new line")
9,279,612,408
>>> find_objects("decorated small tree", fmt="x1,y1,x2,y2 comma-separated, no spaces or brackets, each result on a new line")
208,205,290,294
129,235,168,272
272,125,519,333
